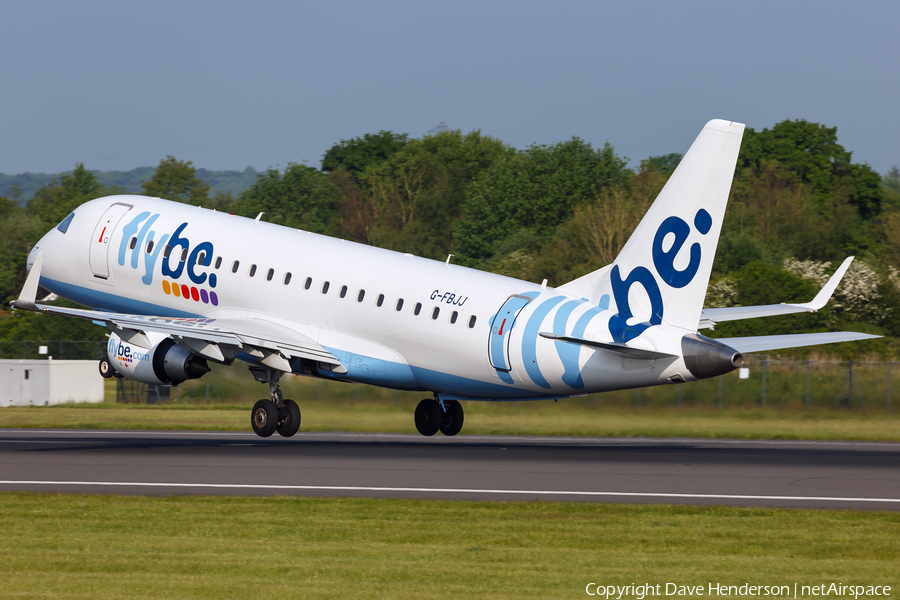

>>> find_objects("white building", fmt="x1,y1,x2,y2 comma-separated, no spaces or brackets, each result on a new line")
0,360,104,407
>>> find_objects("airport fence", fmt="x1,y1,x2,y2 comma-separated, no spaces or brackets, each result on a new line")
0,340,896,410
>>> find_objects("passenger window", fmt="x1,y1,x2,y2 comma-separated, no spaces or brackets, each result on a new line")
414,302,422,316
395,298,404,311
146,240,154,254
164,245,172,258
322,281,330,294
340,285,348,298
180,248,188,262
468,315,477,328
249,264,257,277
56,212,75,234
215,256,222,269
450,311,458,324
357,290,365,302
197,251,206,265
129,237,137,250
304,277,312,290
431,307,440,320
283,272,292,285
376,294,384,307
266,268,274,281
232,260,240,273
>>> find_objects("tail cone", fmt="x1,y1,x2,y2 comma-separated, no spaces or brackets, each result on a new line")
681,333,742,380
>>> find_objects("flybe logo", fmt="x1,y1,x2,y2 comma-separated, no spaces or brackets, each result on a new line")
117,212,220,306
607,208,711,343
107,338,150,364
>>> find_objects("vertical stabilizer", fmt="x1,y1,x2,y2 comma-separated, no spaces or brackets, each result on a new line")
558,119,745,339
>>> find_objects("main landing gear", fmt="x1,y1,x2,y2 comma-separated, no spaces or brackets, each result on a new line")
98,357,123,379
250,368,301,438
414,397,464,437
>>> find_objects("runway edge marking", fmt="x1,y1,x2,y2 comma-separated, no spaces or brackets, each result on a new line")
1,481,899,504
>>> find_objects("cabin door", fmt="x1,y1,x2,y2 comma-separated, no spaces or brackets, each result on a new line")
89,203,132,279
488,294,533,372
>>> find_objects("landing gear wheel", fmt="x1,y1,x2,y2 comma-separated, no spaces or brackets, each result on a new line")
414,399,441,436
277,399,301,437
439,400,464,436
98,357,115,379
251,399,278,437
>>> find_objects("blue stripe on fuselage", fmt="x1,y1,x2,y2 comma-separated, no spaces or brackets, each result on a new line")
39,277,201,318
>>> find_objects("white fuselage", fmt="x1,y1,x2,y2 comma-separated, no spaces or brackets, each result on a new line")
31,195,696,401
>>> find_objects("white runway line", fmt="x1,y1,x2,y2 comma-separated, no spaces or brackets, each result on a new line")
0,480,898,504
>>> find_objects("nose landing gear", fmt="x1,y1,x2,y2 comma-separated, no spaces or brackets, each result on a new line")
414,397,464,437
249,368,301,438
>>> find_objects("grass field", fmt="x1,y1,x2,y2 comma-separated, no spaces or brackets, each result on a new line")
0,493,896,599
3,402,900,441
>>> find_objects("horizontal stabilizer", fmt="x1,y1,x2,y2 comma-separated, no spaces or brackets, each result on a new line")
717,331,880,354
700,257,854,329
539,332,675,360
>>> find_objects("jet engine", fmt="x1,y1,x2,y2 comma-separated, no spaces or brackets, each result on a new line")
105,331,210,385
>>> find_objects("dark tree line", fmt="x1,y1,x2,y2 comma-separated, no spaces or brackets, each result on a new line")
2,119,899,355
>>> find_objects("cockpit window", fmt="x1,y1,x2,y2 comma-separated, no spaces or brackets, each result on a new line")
56,212,75,234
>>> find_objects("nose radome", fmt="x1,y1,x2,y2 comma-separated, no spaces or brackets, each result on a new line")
27,232,52,273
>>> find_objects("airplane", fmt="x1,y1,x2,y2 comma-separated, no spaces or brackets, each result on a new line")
12,119,878,438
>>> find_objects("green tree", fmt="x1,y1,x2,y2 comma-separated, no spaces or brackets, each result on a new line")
142,156,211,205
26,163,105,230
739,119,882,219
321,131,410,174
454,138,631,264
232,164,340,233
0,206,43,302
345,130,513,257
884,166,900,194
640,153,682,175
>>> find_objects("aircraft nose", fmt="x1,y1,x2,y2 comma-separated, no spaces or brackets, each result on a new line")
27,232,50,273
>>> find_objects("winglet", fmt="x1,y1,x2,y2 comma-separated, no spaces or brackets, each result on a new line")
12,251,43,311
796,256,854,311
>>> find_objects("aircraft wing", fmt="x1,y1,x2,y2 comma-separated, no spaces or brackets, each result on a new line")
12,252,341,372
717,331,880,354
698,257,853,330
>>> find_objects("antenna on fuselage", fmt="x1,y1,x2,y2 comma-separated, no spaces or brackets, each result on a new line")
255,212,264,222
446,254,454,265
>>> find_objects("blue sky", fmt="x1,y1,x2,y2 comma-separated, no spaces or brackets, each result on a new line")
2,0,898,174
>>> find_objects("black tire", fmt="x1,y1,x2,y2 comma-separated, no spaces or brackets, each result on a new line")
439,400,464,436
414,399,441,436
251,399,278,437
98,357,115,379
277,399,301,437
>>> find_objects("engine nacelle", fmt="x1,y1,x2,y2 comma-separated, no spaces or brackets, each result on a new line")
107,332,210,385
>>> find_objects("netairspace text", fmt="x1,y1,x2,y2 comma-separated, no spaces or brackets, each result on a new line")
585,583,892,599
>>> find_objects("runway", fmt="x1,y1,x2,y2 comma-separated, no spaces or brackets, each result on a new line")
1,429,899,509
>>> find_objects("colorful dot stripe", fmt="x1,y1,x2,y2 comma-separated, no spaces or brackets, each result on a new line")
161,280,218,306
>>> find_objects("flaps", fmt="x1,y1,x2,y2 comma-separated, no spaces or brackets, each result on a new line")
115,327,152,349
539,332,675,360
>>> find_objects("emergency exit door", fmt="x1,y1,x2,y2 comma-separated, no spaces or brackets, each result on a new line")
89,203,132,279
488,295,532,372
